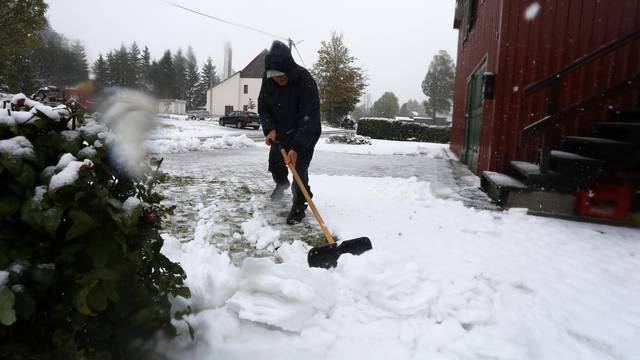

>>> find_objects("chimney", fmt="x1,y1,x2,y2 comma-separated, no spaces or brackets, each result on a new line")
223,42,232,80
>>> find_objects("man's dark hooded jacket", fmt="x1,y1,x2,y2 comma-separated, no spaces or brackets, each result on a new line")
259,41,321,153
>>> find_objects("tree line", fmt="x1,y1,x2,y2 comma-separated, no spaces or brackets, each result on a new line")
0,24,90,95
1,1,453,122
92,44,220,110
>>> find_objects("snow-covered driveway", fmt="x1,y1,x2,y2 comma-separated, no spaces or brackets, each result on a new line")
156,141,640,360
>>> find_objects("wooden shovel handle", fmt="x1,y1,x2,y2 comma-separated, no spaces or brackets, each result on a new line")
280,147,336,244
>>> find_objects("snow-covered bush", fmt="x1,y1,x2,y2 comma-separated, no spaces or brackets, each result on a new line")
326,134,372,145
357,117,450,143
0,97,190,359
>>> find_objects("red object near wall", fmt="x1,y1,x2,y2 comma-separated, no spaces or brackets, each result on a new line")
450,0,640,175
576,183,633,220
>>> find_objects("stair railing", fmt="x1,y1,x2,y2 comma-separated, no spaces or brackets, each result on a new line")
521,28,640,174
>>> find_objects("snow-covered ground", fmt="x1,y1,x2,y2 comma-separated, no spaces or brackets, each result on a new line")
316,137,449,156
151,120,640,359
149,116,231,140
145,117,255,153
158,172,639,360
146,116,444,157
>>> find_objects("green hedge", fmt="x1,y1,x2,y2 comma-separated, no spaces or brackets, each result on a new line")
0,99,189,359
356,118,450,143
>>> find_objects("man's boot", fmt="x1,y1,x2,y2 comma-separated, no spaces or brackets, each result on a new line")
270,180,290,201
286,202,307,225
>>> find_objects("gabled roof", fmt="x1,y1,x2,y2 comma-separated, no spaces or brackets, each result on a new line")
240,49,268,79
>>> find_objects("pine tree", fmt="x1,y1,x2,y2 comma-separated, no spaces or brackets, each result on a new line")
312,32,367,126
70,41,89,83
128,42,142,89
141,46,152,91
421,50,455,120
106,46,130,88
0,0,48,91
150,50,175,99
184,47,200,110
371,92,399,118
93,54,109,88
196,57,219,107
173,49,187,100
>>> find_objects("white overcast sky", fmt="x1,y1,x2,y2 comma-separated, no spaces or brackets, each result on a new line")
46,0,458,104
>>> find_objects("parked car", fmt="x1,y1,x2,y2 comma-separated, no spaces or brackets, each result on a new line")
219,111,260,129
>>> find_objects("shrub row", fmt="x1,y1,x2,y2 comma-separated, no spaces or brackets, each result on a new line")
356,118,450,143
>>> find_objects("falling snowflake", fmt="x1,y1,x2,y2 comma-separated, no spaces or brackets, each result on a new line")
525,2,541,21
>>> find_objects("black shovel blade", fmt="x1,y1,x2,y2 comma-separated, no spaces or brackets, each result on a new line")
307,237,372,269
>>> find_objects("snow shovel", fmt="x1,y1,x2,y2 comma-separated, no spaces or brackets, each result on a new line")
278,143,372,268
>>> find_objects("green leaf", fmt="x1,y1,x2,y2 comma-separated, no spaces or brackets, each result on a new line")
42,207,63,238
20,201,63,238
107,207,140,234
12,286,36,320
58,243,86,263
0,287,16,326
65,208,99,241
173,286,191,299
75,280,97,316
15,164,36,191
130,308,154,328
0,196,21,221
0,251,8,269
0,157,23,177
76,269,119,288
86,237,114,268
101,280,119,303
30,264,56,291
87,285,108,313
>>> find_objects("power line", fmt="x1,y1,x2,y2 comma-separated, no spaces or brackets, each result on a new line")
292,43,306,68
162,0,290,41
162,1,309,68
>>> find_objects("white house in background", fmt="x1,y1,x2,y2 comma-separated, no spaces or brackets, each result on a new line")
206,49,268,116
158,99,187,115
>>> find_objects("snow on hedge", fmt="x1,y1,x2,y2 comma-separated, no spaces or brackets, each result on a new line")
0,271,8,288
0,136,36,160
49,157,94,190
0,93,72,130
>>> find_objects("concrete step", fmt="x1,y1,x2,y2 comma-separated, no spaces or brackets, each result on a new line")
549,150,605,180
560,136,637,162
609,108,640,123
480,171,528,206
510,160,576,192
593,122,640,142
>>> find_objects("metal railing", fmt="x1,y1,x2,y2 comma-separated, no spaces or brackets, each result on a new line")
521,28,640,173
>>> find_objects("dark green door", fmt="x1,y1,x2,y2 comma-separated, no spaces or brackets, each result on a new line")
463,61,485,173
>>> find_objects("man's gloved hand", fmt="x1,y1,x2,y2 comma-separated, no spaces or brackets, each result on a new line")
285,149,297,167
265,129,277,146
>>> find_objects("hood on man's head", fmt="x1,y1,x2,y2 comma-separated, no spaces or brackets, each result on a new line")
265,40,296,74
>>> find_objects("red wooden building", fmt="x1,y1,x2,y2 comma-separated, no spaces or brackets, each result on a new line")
450,0,640,222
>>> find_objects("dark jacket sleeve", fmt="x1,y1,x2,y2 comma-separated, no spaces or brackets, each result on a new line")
291,72,322,153
258,78,275,136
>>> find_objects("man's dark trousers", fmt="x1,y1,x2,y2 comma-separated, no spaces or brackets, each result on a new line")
268,145,314,205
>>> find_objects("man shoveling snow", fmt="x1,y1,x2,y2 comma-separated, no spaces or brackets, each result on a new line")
259,40,321,225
